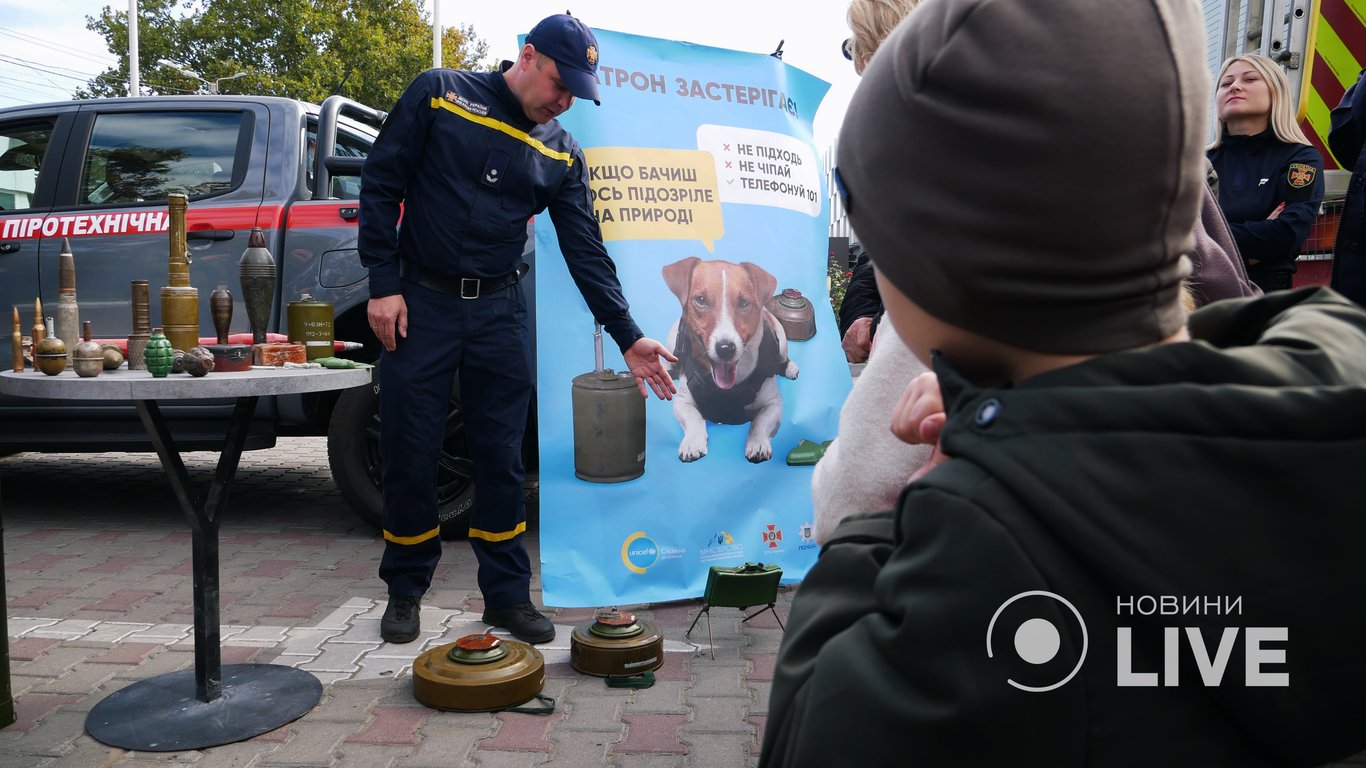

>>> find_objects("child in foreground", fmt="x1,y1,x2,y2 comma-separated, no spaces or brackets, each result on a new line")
760,0,1366,765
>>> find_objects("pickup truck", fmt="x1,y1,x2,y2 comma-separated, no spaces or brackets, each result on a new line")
0,94,525,537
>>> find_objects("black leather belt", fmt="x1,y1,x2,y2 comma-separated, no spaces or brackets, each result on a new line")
401,260,528,299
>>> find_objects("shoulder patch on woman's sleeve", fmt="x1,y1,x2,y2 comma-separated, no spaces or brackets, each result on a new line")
1288,163,1317,188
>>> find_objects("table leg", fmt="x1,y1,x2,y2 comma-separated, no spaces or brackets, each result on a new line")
84,396,322,750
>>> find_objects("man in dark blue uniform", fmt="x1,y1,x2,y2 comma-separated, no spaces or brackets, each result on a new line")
359,13,676,645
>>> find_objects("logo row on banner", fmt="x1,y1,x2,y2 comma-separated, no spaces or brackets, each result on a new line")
619,524,820,575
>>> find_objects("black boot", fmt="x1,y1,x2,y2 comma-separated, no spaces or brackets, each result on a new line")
482,601,555,644
381,595,422,643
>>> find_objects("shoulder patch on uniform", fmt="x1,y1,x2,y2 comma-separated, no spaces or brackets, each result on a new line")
447,92,489,116
1288,162,1316,189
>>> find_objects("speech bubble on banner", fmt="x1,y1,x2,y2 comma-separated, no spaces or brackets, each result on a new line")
696,124,822,218
583,147,724,253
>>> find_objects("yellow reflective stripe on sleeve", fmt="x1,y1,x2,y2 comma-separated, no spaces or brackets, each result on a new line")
468,521,527,542
430,97,574,167
383,527,442,545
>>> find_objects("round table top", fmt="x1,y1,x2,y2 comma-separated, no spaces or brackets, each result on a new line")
0,365,372,401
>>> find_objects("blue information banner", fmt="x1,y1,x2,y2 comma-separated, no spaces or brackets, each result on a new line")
534,29,848,607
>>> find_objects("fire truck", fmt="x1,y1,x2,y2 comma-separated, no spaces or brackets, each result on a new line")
1205,0,1365,284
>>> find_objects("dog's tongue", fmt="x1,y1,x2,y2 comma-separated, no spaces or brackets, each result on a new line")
713,361,737,390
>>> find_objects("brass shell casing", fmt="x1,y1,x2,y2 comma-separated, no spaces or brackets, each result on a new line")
160,285,200,352
12,306,22,372
161,194,199,351
55,238,79,361
31,297,44,344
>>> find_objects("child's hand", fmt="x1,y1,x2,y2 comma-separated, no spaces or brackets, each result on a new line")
893,371,953,482
892,371,945,445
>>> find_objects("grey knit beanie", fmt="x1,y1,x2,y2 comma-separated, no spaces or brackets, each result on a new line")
837,0,1206,354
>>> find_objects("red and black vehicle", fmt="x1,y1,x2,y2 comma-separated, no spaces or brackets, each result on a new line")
0,94,525,536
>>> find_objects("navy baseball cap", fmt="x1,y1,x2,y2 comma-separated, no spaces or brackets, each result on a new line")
525,13,602,105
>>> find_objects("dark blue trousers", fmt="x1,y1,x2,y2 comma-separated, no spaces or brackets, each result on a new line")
378,277,533,609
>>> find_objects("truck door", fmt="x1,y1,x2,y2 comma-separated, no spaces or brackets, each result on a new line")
279,119,373,312
0,110,71,338
43,101,270,340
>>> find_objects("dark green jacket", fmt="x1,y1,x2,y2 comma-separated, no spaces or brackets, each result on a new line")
762,288,1366,767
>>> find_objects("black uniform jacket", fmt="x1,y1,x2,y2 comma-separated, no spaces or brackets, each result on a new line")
837,253,882,338
1208,131,1324,278
358,66,642,352
1330,66,1366,305
762,287,1366,767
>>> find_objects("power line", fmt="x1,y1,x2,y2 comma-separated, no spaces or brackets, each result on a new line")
0,55,106,80
0,75,62,95
0,72,71,91
0,54,67,93
0,55,102,82
0,26,116,68
0,54,198,94
0,62,196,99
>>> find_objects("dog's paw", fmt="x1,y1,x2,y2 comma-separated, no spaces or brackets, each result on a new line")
678,434,708,462
784,360,799,380
745,437,773,463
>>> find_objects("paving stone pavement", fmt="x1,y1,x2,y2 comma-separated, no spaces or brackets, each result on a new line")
1,438,792,768
12,440,1362,767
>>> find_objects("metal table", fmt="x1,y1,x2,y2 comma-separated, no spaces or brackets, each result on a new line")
0,365,371,751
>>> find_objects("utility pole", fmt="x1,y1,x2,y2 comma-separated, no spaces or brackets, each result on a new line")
433,0,442,69
128,0,140,96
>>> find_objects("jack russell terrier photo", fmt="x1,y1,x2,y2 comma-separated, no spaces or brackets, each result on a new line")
662,257,799,463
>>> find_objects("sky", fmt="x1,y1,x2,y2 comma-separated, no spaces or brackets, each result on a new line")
0,0,863,148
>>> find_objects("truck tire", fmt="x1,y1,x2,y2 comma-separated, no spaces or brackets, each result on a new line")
327,368,475,540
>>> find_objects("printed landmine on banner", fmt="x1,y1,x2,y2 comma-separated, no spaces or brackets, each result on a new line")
696,124,822,217
584,146,724,252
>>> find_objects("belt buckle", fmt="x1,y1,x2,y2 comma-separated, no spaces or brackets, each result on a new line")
460,277,480,299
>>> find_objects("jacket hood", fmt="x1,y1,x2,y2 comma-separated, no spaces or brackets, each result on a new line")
928,287,1366,764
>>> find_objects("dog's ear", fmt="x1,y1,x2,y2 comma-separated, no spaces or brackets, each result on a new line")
662,257,700,303
740,262,778,301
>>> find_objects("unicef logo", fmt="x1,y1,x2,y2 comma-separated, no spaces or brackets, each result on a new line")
621,531,660,574
986,591,1088,693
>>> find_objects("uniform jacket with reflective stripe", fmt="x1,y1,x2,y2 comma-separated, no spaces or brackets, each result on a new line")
359,65,642,352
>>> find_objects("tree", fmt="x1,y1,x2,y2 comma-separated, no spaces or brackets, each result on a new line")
79,0,489,110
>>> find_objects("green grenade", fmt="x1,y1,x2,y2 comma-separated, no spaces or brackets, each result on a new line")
145,328,175,378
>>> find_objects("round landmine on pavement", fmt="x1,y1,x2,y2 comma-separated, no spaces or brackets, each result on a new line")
570,610,664,678
412,633,545,712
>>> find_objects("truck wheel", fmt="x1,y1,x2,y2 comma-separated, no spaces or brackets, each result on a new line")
327,368,475,540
